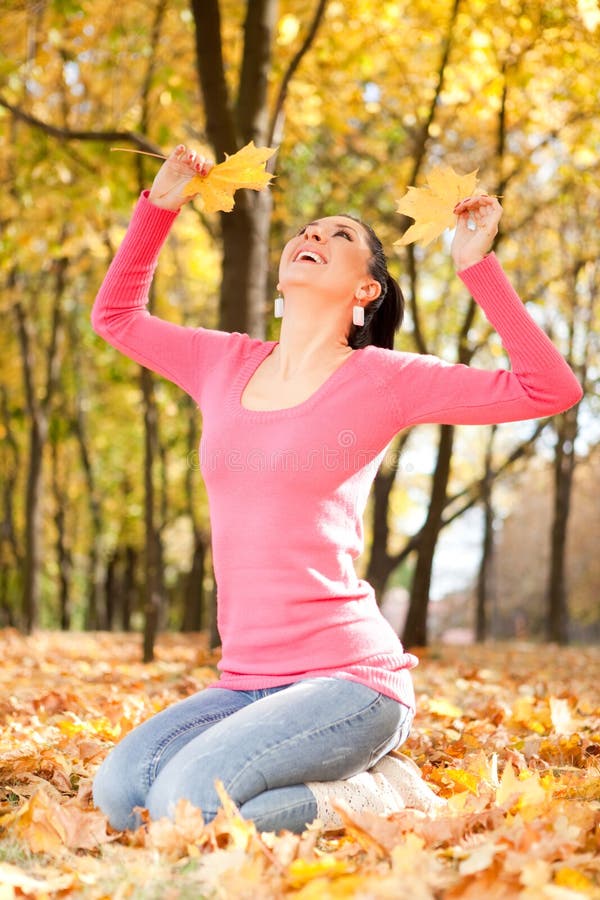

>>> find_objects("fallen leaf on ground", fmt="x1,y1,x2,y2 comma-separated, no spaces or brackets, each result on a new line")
0,786,114,854
1,632,599,898
0,862,75,893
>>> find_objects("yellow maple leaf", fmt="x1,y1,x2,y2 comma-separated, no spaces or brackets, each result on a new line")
181,141,276,213
554,866,595,893
427,697,463,718
394,165,480,247
496,763,548,814
287,856,355,890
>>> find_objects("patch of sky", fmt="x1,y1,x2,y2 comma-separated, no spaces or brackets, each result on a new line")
25,79,44,97
63,60,80,86
362,82,381,103
431,506,484,600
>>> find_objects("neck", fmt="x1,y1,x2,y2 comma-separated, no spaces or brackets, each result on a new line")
275,290,353,378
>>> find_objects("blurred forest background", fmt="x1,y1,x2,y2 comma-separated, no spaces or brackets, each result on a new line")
0,0,598,661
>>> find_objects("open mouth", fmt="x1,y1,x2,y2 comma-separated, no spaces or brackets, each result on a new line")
293,250,327,264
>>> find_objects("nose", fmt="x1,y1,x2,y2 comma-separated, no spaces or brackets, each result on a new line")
304,223,323,241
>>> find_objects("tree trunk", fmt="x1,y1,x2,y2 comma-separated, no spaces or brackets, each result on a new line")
367,0,462,630
365,465,399,600
191,0,278,337
219,190,273,336
182,531,207,632
545,251,593,645
546,408,578,644
0,386,22,627
475,426,497,642
141,365,165,662
104,549,117,631
365,433,410,599
122,544,137,631
403,424,454,647
132,0,170,662
51,435,72,630
15,250,67,632
22,416,46,632
69,315,105,631
209,580,220,651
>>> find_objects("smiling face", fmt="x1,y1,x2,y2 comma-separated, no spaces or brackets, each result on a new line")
278,216,382,306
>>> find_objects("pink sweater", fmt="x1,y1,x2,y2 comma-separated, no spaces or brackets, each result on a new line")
92,192,582,711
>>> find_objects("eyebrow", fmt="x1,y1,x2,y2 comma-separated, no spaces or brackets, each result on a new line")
304,220,360,234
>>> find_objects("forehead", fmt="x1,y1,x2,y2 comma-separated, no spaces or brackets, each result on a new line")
310,215,360,228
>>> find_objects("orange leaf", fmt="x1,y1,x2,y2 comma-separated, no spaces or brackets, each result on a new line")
146,797,208,860
181,141,276,213
442,768,481,795
395,165,480,247
0,791,65,854
0,788,113,854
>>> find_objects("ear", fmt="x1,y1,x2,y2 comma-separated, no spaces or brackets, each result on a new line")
355,279,381,302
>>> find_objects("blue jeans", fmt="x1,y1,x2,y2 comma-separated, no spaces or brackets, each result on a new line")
93,676,413,834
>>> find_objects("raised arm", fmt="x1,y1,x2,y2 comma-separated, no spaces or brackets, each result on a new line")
367,195,582,434
91,147,238,403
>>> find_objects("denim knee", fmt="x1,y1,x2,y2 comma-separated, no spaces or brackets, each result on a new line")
145,757,243,824
93,747,146,831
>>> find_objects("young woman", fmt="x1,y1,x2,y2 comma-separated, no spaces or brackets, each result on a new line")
91,145,582,834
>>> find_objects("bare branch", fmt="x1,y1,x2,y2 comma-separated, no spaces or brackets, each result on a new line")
389,418,550,569
401,0,463,357
0,96,162,154
267,0,329,148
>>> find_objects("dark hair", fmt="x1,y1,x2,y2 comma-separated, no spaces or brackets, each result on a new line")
344,216,404,350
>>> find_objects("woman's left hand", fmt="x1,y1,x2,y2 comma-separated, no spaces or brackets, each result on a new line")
451,194,502,271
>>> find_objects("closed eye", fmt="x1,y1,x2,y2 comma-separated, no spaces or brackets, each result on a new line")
293,225,353,239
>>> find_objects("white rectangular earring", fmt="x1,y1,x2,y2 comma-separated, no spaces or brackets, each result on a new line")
274,295,284,318
353,304,364,326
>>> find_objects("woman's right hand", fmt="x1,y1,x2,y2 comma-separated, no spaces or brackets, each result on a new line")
148,144,213,211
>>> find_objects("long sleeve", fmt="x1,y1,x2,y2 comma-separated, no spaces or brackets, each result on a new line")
91,191,245,405
368,253,583,432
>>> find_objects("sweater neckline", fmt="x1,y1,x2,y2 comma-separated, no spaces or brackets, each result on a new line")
231,340,363,420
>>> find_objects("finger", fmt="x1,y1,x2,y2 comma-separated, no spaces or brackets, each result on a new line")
453,194,492,214
193,156,213,177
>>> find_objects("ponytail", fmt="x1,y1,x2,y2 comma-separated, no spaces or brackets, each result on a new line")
365,272,404,350
345,216,405,350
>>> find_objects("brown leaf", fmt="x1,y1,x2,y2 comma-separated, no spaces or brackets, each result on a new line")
53,800,115,851
0,788,113,854
146,797,208,860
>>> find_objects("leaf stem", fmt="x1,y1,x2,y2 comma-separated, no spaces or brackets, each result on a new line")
110,148,167,159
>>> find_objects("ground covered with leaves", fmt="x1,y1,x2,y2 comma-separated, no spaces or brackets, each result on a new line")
0,630,598,899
